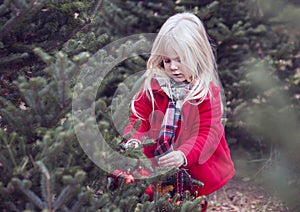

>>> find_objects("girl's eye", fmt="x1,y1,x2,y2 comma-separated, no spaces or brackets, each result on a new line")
163,58,181,63
163,59,171,63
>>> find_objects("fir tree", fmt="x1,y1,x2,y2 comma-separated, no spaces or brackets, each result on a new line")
0,0,299,211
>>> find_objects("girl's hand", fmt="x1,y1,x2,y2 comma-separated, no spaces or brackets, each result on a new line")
158,151,186,168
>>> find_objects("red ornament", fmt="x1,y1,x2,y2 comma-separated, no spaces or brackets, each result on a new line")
145,184,155,201
124,174,135,184
167,197,182,206
111,169,135,184
175,200,182,206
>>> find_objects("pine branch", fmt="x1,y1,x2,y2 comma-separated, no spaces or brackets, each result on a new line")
0,97,36,138
4,202,21,212
0,152,12,174
12,0,27,10
0,130,29,180
0,0,44,40
53,184,79,210
41,127,75,166
2,132,17,168
58,52,67,109
0,0,10,16
32,80,47,125
111,74,145,131
16,156,29,176
70,192,90,212
36,161,52,211
47,51,76,111
11,178,45,210
33,47,55,65
0,53,30,66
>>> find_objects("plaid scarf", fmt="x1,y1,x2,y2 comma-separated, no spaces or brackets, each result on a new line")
154,77,192,157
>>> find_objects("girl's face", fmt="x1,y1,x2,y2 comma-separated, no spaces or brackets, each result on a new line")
161,47,192,83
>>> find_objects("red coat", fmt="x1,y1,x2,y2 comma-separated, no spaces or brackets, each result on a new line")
123,79,235,195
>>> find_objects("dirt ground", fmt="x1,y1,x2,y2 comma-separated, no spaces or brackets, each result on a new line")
207,176,290,212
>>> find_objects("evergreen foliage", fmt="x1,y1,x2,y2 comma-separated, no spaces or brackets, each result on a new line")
0,0,299,211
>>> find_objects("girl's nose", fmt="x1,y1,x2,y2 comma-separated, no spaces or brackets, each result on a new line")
170,61,178,70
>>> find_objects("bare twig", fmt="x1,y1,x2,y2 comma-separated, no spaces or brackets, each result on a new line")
92,0,104,18
222,186,241,211
252,145,273,179
262,197,272,212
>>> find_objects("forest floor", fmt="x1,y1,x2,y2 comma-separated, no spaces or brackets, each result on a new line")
207,176,290,212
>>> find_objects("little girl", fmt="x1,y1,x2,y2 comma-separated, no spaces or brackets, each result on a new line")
122,12,235,209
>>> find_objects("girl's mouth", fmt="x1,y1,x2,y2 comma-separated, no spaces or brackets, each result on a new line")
171,73,187,82
172,73,183,77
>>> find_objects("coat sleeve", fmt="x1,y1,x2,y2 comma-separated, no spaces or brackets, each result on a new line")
122,91,153,142
177,84,224,167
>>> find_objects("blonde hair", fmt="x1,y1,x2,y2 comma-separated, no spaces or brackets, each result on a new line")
132,12,221,117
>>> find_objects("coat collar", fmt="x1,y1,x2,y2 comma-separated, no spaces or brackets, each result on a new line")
150,78,218,103
151,78,164,93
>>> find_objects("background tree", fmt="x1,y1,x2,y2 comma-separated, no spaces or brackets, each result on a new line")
0,0,299,211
